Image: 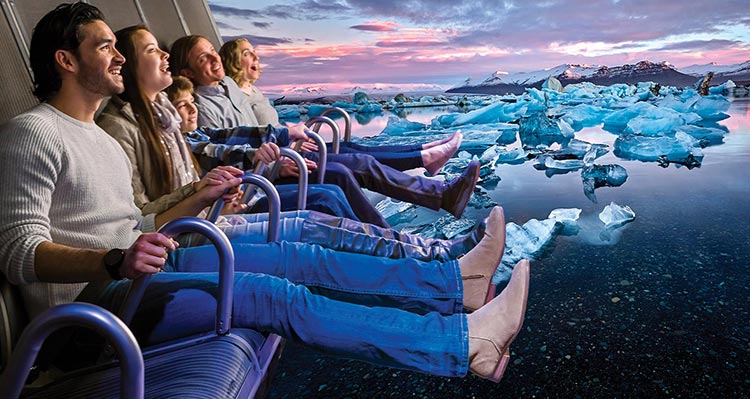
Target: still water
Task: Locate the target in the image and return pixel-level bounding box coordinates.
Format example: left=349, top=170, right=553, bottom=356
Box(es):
left=270, top=98, right=750, bottom=398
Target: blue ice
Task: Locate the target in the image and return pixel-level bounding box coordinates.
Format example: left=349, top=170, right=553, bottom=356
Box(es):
left=614, top=131, right=703, bottom=163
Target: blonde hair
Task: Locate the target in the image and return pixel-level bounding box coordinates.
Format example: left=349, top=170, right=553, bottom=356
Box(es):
left=219, top=38, right=260, bottom=86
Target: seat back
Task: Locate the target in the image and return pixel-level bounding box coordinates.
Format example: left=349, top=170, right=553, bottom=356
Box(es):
left=0, top=273, right=28, bottom=375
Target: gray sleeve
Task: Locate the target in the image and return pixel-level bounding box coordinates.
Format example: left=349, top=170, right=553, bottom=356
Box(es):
left=0, top=116, right=58, bottom=284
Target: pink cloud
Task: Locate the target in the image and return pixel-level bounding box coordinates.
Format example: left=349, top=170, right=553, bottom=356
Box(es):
left=349, top=20, right=399, bottom=32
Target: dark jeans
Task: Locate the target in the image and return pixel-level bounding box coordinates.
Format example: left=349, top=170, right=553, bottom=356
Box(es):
left=303, top=152, right=445, bottom=220
left=248, top=184, right=360, bottom=222
left=332, top=142, right=424, bottom=171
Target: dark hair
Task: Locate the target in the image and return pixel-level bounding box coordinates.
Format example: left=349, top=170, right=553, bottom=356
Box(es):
left=168, top=35, right=206, bottom=79
left=166, top=75, right=195, bottom=102
left=115, top=25, right=174, bottom=196
left=29, top=2, right=105, bottom=101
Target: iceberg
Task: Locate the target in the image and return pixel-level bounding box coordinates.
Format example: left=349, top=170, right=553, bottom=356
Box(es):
left=275, top=104, right=302, bottom=120
left=614, top=131, right=704, bottom=166
left=518, top=111, right=574, bottom=147
left=599, top=202, right=635, bottom=228
left=691, top=95, right=731, bottom=120
left=675, top=125, right=725, bottom=146
left=375, top=198, right=418, bottom=225
left=494, top=218, right=559, bottom=284
left=581, top=164, right=628, bottom=202
left=560, top=104, right=609, bottom=130
left=380, top=116, right=427, bottom=136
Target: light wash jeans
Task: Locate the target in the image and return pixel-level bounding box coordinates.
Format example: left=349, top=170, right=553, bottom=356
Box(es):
left=89, top=241, right=470, bottom=377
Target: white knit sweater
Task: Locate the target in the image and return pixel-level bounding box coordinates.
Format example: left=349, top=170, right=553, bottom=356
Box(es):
left=0, top=103, right=155, bottom=318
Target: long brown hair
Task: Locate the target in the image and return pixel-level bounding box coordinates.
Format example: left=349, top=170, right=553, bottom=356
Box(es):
left=115, top=25, right=175, bottom=196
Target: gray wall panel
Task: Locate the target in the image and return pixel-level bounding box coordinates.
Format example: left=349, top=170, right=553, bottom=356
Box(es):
left=138, top=0, right=187, bottom=48
left=173, top=0, right=221, bottom=48
left=0, top=0, right=221, bottom=123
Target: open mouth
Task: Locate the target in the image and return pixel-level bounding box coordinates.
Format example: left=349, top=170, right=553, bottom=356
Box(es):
left=159, top=64, right=169, bottom=73
left=109, top=67, right=122, bottom=76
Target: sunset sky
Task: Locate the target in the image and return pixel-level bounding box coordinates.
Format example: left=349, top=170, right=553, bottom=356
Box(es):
left=208, top=0, right=750, bottom=92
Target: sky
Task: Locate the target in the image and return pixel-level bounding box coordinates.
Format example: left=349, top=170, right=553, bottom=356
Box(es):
left=208, top=0, right=750, bottom=93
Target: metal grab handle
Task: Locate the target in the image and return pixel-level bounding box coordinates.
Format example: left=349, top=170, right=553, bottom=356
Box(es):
left=118, top=218, right=236, bottom=336
left=292, top=130, right=327, bottom=183
left=266, top=148, right=309, bottom=210
left=208, top=173, right=281, bottom=243
left=278, top=148, right=307, bottom=210
left=305, top=116, right=340, bottom=154
left=0, top=303, right=144, bottom=399
left=319, top=107, right=351, bottom=143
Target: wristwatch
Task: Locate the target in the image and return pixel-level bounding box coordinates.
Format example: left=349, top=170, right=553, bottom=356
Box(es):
left=103, top=249, right=125, bottom=280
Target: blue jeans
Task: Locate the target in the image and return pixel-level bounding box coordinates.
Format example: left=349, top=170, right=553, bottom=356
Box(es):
left=88, top=242, right=469, bottom=377
left=248, top=184, right=360, bottom=222
left=222, top=210, right=463, bottom=262
left=333, top=141, right=424, bottom=171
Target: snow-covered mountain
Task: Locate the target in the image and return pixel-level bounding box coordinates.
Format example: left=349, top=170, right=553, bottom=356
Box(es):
left=677, top=60, right=750, bottom=85
left=678, top=60, right=750, bottom=77
left=448, top=60, right=700, bottom=94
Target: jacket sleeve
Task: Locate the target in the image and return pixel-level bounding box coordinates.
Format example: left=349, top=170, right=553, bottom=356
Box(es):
left=98, top=114, right=195, bottom=216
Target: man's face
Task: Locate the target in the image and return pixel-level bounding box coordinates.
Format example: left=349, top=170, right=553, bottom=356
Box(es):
left=184, top=38, right=224, bottom=86
left=72, top=20, right=125, bottom=97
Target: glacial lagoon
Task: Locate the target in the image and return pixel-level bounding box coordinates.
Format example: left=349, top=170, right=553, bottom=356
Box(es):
left=270, top=92, right=750, bottom=398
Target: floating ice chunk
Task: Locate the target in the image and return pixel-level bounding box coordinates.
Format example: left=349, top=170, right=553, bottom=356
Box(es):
left=518, top=111, right=574, bottom=147
left=380, top=116, right=427, bottom=136
left=375, top=198, right=417, bottom=225
left=330, top=101, right=359, bottom=112
left=581, top=164, right=628, bottom=202
left=357, top=103, right=383, bottom=114
left=447, top=100, right=525, bottom=127
left=495, top=147, right=527, bottom=164
left=493, top=218, right=559, bottom=284
left=352, top=91, right=374, bottom=105
left=614, top=131, right=703, bottom=165
left=655, top=94, right=699, bottom=113
left=275, top=105, right=302, bottom=120
left=560, top=104, right=609, bottom=129
left=436, top=215, right=476, bottom=239
left=691, top=95, right=731, bottom=120
left=542, top=76, right=563, bottom=92
left=674, top=125, right=725, bottom=146
left=708, top=80, right=736, bottom=95
left=548, top=208, right=582, bottom=223
left=599, top=202, right=635, bottom=228
left=534, top=155, right=584, bottom=171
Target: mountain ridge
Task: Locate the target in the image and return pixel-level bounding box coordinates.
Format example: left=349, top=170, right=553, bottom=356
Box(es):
left=447, top=60, right=750, bottom=95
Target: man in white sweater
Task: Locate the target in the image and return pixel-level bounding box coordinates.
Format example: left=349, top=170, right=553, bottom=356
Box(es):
left=0, top=2, right=239, bottom=319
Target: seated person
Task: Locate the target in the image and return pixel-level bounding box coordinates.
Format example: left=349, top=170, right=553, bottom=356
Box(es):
left=169, top=35, right=481, bottom=224
left=98, top=25, right=485, bottom=262
left=219, top=37, right=460, bottom=175
left=168, top=75, right=487, bottom=261
left=2, top=4, right=530, bottom=383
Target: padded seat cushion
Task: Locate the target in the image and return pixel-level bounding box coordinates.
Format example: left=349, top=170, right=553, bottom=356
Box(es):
left=23, top=329, right=267, bottom=399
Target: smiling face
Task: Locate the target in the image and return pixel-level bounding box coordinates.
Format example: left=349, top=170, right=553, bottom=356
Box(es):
left=72, top=20, right=125, bottom=97
left=238, top=40, right=261, bottom=84
left=183, top=37, right=224, bottom=86
left=133, top=29, right=172, bottom=101
left=171, top=89, right=198, bottom=132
